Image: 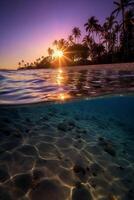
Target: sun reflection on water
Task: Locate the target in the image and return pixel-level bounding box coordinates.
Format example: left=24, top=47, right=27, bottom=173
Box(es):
left=56, top=68, right=63, bottom=86
left=56, top=68, right=71, bottom=101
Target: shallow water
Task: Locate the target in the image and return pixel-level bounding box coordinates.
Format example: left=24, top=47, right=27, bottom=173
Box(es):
left=0, top=67, right=134, bottom=200
left=0, top=68, right=134, bottom=104
left=0, top=95, right=134, bottom=200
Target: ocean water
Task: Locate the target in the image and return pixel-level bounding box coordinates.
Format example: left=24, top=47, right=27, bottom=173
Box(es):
left=0, top=68, right=134, bottom=104
left=0, top=67, right=134, bottom=200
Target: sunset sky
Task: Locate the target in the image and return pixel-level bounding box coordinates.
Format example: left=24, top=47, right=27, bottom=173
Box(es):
left=0, top=0, right=114, bottom=69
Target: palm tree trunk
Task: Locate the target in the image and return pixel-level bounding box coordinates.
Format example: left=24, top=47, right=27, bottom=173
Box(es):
left=121, top=0, right=125, bottom=54
left=121, top=0, right=125, bottom=36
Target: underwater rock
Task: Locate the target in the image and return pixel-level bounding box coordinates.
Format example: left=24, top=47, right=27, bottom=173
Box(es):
left=13, top=173, right=32, bottom=193
left=73, top=163, right=89, bottom=182
left=89, top=163, right=103, bottom=176
left=72, top=183, right=93, bottom=200
left=57, top=122, right=69, bottom=131
left=98, top=137, right=116, bottom=157
left=57, top=119, right=75, bottom=131
left=73, top=164, right=86, bottom=176
left=29, top=179, right=68, bottom=200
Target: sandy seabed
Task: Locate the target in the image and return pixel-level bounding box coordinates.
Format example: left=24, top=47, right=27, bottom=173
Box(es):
left=0, top=95, right=134, bottom=200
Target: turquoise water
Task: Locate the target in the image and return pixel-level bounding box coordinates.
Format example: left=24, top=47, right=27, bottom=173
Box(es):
left=0, top=68, right=134, bottom=200
left=0, top=95, right=134, bottom=200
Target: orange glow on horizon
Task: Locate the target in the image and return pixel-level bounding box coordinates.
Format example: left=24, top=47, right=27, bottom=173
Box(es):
left=53, top=50, right=64, bottom=58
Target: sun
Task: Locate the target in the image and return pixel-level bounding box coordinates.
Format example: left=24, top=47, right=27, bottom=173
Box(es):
left=53, top=50, right=63, bottom=58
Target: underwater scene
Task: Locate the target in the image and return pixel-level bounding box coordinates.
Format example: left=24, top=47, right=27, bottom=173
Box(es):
left=0, top=68, right=134, bottom=200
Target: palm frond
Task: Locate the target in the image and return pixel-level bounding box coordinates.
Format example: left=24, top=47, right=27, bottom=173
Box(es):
left=112, top=8, right=120, bottom=17
left=113, top=1, right=120, bottom=6
left=84, top=23, right=88, bottom=27
left=128, top=2, right=134, bottom=6
left=86, top=27, right=89, bottom=32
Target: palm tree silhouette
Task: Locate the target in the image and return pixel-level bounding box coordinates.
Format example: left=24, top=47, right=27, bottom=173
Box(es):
left=18, top=62, right=21, bottom=69
left=21, top=60, right=24, bottom=68
left=48, top=48, right=54, bottom=57
left=112, top=0, right=134, bottom=40
left=68, top=35, right=74, bottom=45
left=105, top=15, right=117, bottom=32
left=72, top=27, right=81, bottom=43
left=124, top=9, right=134, bottom=54
left=105, top=15, right=118, bottom=52
left=53, top=40, right=58, bottom=49
left=84, top=16, right=99, bottom=40
left=82, top=35, right=94, bottom=47
left=114, top=23, right=121, bottom=49
left=58, top=39, right=68, bottom=50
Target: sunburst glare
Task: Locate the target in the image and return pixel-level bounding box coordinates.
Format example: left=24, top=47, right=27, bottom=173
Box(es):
left=53, top=50, right=64, bottom=58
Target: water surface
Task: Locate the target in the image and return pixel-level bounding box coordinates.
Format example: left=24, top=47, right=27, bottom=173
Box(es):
left=0, top=67, right=134, bottom=200
left=0, top=67, right=134, bottom=104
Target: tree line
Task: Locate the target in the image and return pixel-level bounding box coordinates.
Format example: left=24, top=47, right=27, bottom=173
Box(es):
left=18, top=0, right=134, bottom=70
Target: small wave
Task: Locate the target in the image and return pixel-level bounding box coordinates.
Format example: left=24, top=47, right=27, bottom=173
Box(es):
left=0, top=67, right=134, bottom=105
left=32, top=79, right=45, bottom=83
left=0, top=74, right=6, bottom=80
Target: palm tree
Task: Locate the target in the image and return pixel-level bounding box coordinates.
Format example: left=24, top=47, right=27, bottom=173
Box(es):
left=124, top=9, right=134, bottom=54
left=18, top=62, right=21, bottom=69
left=112, top=0, right=134, bottom=39
left=53, top=40, right=58, bottom=49
left=84, top=16, right=99, bottom=40
left=58, top=38, right=68, bottom=50
left=95, top=44, right=105, bottom=58
left=105, top=15, right=118, bottom=52
left=21, top=60, right=24, bottom=67
left=101, top=22, right=109, bottom=52
left=105, top=15, right=117, bottom=32
left=82, top=35, right=94, bottom=47
left=47, top=48, right=54, bottom=57
left=72, top=27, right=81, bottom=43
left=68, top=35, right=74, bottom=45
left=114, top=23, right=121, bottom=49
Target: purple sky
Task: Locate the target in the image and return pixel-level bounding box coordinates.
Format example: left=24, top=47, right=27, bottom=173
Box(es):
left=0, top=0, right=114, bottom=69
